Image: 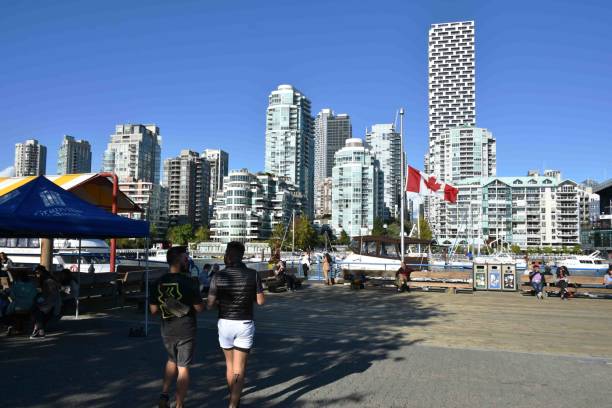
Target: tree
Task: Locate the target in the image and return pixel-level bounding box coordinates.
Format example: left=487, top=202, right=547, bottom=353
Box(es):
left=542, top=246, right=553, bottom=255
left=371, top=217, right=386, bottom=237
left=337, top=230, right=351, bottom=245
left=418, top=216, right=433, bottom=240
left=510, top=244, right=522, bottom=255
left=166, top=224, right=194, bottom=246
left=193, top=225, right=210, bottom=243
left=294, top=217, right=318, bottom=251
left=268, top=223, right=290, bottom=251
left=571, top=244, right=582, bottom=254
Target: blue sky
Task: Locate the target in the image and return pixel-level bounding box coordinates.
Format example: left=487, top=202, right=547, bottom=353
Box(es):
left=1, top=0, right=611, bottom=182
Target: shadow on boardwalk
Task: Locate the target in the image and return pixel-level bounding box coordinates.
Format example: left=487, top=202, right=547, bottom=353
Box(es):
left=0, top=284, right=446, bottom=407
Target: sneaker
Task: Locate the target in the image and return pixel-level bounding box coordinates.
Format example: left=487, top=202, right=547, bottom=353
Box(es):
left=30, top=330, right=45, bottom=339
left=6, top=326, right=13, bottom=336
left=158, top=393, right=169, bottom=408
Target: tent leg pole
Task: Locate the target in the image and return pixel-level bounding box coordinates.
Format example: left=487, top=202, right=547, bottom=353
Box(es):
left=145, top=237, right=149, bottom=337
left=76, top=239, right=81, bottom=320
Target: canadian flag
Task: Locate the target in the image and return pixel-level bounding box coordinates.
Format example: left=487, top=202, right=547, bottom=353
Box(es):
left=405, top=166, right=458, bottom=203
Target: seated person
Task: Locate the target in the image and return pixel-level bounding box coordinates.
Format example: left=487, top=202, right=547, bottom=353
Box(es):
left=31, top=265, right=62, bottom=339
left=604, top=265, right=612, bottom=289
left=274, top=261, right=296, bottom=292
left=396, top=262, right=412, bottom=292
left=3, top=270, right=38, bottom=336
left=58, top=268, right=79, bottom=312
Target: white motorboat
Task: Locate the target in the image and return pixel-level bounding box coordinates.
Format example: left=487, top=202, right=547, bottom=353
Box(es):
left=557, top=252, right=609, bottom=275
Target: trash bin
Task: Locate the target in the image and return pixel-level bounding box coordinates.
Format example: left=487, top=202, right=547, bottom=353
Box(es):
left=473, top=263, right=487, bottom=290
left=487, top=264, right=502, bottom=290
left=502, top=264, right=517, bottom=291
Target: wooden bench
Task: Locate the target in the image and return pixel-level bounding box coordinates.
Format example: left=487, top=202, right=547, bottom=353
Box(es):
left=76, top=272, right=118, bottom=298
left=408, top=271, right=474, bottom=294
left=259, top=270, right=303, bottom=293
left=520, top=274, right=612, bottom=298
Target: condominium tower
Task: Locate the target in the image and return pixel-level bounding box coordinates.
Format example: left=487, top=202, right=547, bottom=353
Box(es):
left=57, top=135, right=92, bottom=174
left=102, top=124, right=161, bottom=183
left=314, top=109, right=351, bottom=216
left=14, top=139, right=47, bottom=177
left=432, top=126, right=496, bottom=182
left=365, top=124, right=402, bottom=220
left=163, top=150, right=210, bottom=227
left=331, top=138, right=384, bottom=237
left=426, top=21, right=476, bottom=175
left=264, top=84, right=315, bottom=217
left=211, top=169, right=303, bottom=243
left=203, top=149, right=229, bottom=216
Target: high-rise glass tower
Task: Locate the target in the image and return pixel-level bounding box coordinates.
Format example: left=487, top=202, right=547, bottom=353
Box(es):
left=57, top=135, right=92, bottom=174
left=314, top=109, right=351, bottom=216
left=426, top=21, right=475, bottom=175
left=365, top=123, right=401, bottom=220
left=14, top=139, right=46, bottom=177
left=264, top=84, right=314, bottom=217
left=102, top=124, right=161, bottom=183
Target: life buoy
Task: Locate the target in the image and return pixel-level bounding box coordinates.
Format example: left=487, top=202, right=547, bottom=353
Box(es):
left=70, top=264, right=79, bottom=273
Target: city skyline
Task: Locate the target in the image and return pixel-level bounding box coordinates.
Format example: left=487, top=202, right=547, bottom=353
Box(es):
left=1, top=1, right=611, bottom=183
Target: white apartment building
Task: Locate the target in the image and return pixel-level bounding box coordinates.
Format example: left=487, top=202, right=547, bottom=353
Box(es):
left=210, top=169, right=303, bottom=243
left=315, top=177, right=333, bottom=218
left=264, top=84, right=314, bottom=217
left=57, top=135, right=92, bottom=174
left=365, top=123, right=402, bottom=220
left=102, top=124, right=161, bottom=184
left=118, top=180, right=168, bottom=239
left=432, top=126, right=495, bottom=182
left=163, top=150, right=210, bottom=227
left=436, top=172, right=582, bottom=249
left=203, top=149, right=229, bottom=220
left=426, top=21, right=476, bottom=175
left=14, top=139, right=47, bottom=177
left=314, top=109, right=351, bottom=215
left=331, top=139, right=384, bottom=237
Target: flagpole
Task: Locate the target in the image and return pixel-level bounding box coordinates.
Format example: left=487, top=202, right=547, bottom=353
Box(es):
left=399, top=108, right=405, bottom=260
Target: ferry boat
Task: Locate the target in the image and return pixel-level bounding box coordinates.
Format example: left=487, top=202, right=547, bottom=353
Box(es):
left=556, top=252, right=609, bottom=275
left=341, top=236, right=431, bottom=276
left=0, top=238, right=166, bottom=273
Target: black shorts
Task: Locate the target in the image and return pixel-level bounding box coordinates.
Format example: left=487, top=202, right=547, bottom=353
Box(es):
left=162, top=336, right=196, bottom=367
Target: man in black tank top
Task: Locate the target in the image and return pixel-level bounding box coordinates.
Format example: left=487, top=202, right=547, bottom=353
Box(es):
left=207, top=241, right=265, bottom=408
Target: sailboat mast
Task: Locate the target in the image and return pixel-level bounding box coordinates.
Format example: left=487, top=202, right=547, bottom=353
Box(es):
left=399, top=108, right=405, bottom=259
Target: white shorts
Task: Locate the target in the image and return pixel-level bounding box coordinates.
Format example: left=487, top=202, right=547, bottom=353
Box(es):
left=218, top=319, right=255, bottom=351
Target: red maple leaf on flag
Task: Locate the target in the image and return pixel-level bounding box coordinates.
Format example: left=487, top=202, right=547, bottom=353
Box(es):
left=424, top=176, right=441, bottom=192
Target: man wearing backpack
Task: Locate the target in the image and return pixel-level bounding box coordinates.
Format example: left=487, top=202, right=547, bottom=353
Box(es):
left=150, top=246, right=204, bottom=408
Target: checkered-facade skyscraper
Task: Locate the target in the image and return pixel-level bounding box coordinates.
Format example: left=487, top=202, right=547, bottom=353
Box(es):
left=426, top=21, right=476, bottom=175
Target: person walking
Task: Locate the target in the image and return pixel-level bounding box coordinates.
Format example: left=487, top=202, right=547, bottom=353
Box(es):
left=301, top=251, right=310, bottom=280
left=322, top=253, right=332, bottom=285
left=150, top=246, right=204, bottom=408
left=556, top=265, right=571, bottom=300
left=207, top=241, right=265, bottom=408
left=529, top=263, right=546, bottom=300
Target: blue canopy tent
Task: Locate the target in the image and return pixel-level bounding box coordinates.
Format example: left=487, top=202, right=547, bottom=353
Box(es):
left=0, top=176, right=152, bottom=333
left=0, top=175, right=149, bottom=238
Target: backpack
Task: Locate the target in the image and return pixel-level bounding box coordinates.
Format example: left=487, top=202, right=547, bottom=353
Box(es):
left=7, top=281, right=38, bottom=314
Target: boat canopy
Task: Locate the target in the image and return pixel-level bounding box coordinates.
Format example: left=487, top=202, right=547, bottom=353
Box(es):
left=349, top=235, right=433, bottom=258
left=0, top=176, right=149, bottom=239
